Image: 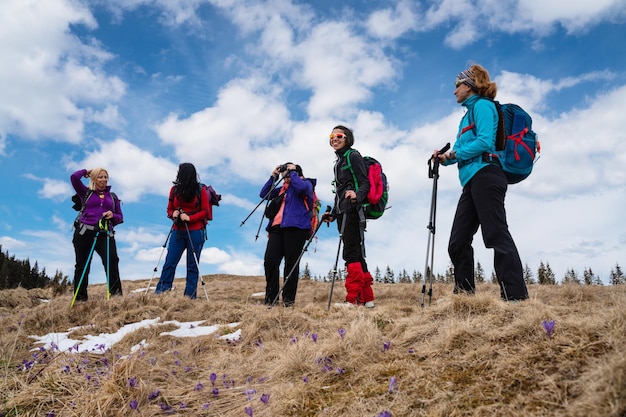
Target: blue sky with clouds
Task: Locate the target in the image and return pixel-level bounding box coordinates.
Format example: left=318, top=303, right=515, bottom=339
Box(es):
left=1, top=0, right=625, bottom=286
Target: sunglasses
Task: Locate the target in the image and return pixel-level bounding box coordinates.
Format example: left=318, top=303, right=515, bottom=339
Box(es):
left=329, top=133, right=347, bottom=140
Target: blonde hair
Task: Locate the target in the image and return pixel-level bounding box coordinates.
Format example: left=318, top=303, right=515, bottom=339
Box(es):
left=470, top=64, right=497, bottom=99
left=88, top=168, right=109, bottom=190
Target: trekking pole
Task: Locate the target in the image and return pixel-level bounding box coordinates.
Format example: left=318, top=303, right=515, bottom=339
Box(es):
left=183, top=221, right=210, bottom=302
left=271, top=205, right=332, bottom=307
left=254, top=202, right=268, bottom=242
left=103, top=219, right=111, bottom=300
left=145, top=223, right=175, bottom=295
left=327, top=212, right=347, bottom=311
left=70, top=230, right=100, bottom=308
left=421, top=143, right=450, bottom=308
left=240, top=176, right=284, bottom=227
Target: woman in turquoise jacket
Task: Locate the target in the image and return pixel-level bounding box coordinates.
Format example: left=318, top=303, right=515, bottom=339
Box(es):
left=434, top=65, right=528, bottom=302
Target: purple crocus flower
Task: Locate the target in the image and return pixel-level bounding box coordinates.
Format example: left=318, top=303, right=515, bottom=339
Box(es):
left=311, top=333, right=318, bottom=343
left=388, top=376, right=397, bottom=393
left=210, top=373, right=217, bottom=386
left=338, top=328, right=346, bottom=340
left=378, top=411, right=392, bottom=417
left=245, top=406, right=253, bottom=417
left=244, top=389, right=257, bottom=400
left=195, top=382, right=204, bottom=391
left=383, top=341, right=391, bottom=352
left=129, top=399, right=138, bottom=410
left=260, top=393, right=270, bottom=404
left=147, top=390, right=160, bottom=401
left=542, top=320, right=556, bottom=339
left=212, top=388, right=219, bottom=397
left=46, top=412, right=55, bottom=417
left=127, top=377, right=137, bottom=388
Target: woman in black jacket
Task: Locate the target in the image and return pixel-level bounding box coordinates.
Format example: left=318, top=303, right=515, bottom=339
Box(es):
left=325, top=125, right=375, bottom=308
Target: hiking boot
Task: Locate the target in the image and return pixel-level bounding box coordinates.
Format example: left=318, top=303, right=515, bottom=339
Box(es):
left=334, top=301, right=356, bottom=308
left=363, top=301, right=375, bottom=308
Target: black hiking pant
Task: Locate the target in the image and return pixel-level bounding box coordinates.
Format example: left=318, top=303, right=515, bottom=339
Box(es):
left=448, top=165, right=528, bottom=301
left=73, top=227, right=122, bottom=301
left=264, top=226, right=309, bottom=306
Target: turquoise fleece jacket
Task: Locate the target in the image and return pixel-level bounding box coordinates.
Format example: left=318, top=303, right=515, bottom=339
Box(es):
left=444, top=94, right=498, bottom=187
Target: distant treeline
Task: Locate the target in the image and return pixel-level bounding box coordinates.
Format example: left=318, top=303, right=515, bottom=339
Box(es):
left=0, top=245, right=69, bottom=293
left=304, top=261, right=626, bottom=286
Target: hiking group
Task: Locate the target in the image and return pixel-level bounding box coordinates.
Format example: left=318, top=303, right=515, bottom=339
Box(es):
left=70, top=63, right=537, bottom=307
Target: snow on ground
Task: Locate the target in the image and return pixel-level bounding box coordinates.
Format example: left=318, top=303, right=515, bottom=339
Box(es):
left=30, top=318, right=242, bottom=354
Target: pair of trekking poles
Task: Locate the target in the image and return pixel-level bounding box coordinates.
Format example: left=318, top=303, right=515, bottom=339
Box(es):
left=240, top=174, right=341, bottom=309
left=144, top=217, right=210, bottom=301
left=422, top=143, right=450, bottom=307
left=70, top=218, right=113, bottom=308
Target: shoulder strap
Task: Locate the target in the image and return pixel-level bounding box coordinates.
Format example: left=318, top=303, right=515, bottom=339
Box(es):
left=79, top=190, right=93, bottom=214
left=342, top=149, right=359, bottom=191
left=467, top=97, right=505, bottom=150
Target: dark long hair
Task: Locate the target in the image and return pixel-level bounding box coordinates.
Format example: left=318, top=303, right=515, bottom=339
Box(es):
left=174, top=163, right=199, bottom=202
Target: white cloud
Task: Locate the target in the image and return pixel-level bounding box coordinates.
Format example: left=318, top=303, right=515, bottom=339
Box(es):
left=0, top=0, right=126, bottom=148
left=67, top=138, right=179, bottom=203
left=420, top=0, right=626, bottom=48
left=155, top=77, right=292, bottom=173
left=366, top=0, right=419, bottom=40
left=0, top=236, right=27, bottom=250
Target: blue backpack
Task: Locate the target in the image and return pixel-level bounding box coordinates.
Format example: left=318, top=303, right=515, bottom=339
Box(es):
left=471, top=99, right=540, bottom=184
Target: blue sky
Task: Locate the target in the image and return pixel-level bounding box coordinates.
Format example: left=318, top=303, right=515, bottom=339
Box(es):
left=1, top=0, right=625, bottom=286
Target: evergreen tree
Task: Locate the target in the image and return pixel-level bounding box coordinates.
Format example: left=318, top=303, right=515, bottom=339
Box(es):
left=523, top=263, right=535, bottom=284
left=444, top=262, right=454, bottom=284
left=374, top=267, right=382, bottom=283
left=384, top=266, right=395, bottom=284
left=475, top=261, right=485, bottom=283
left=491, top=271, right=498, bottom=284
left=302, top=263, right=311, bottom=280
left=610, top=264, right=625, bottom=285
left=545, top=262, right=556, bottom=285
left=562, top=268, right=580, bottom=284
left=412, top=270, right=422, bottom=284
left=537, top=261, right=547, bottom=285
left=398, top=269, right=411, bottom=283
left=582, top=267, right=597, bottom=286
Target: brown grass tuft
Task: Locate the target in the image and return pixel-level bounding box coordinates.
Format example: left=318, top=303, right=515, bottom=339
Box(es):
left=1, top=277, right=624, bottom=416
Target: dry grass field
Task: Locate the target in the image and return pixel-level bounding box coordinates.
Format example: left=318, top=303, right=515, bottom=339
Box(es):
left=1, top=275, right=624, bottom=417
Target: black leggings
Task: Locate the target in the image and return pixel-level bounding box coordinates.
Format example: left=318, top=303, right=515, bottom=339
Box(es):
left=448, top=165, right=528, bottom=301
left=263, top=226, right=310, bottom=305
left=73, top=228, right=122, bottom=300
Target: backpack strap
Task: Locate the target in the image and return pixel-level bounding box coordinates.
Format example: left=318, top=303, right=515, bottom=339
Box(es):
left=74, top=190, right=93, bottom=226
left=342, top=149, right=359, bottom=191
left=467, top=97, right=506, bottom=150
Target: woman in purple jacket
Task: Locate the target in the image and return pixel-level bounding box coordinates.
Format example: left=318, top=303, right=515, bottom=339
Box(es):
left=71, top=168, right=123, bottom=302
left=260, top=162, right=315, bottom=307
